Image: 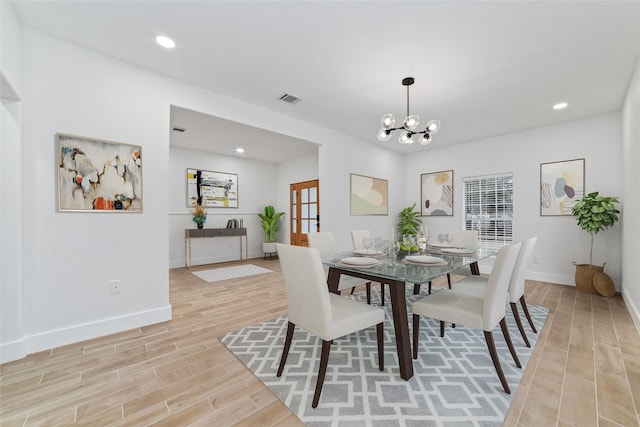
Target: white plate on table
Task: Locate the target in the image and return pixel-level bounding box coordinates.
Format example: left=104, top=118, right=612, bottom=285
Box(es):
left=353, top=249, right=384, bottom=256
left=441, top=248, right=475, bottom=255
left=403, top=255, right=448, bottom=266
left=339, top=257, right=379, bottom=267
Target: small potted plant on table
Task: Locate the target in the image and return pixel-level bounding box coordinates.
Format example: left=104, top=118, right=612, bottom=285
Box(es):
left=192, top=203, right=207, bottom=229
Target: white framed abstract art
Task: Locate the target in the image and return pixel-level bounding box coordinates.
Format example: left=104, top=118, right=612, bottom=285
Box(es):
left=57, top=133, right=142, bottom=212
left=421, top=170, right=453, bottom=216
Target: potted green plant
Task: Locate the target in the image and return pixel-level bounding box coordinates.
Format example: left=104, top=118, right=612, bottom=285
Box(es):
left=258, top=205, right=285, bottom=256
left=571, top=191, right=620, bottom=293
left=397, top=203, right=423, bottom=252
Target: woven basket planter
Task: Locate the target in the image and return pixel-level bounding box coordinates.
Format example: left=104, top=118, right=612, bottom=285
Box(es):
left=573, top=262, right=605, bottom=294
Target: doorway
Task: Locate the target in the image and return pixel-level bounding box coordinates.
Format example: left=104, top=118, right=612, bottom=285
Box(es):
left=289, top=179, right=319, bottom=247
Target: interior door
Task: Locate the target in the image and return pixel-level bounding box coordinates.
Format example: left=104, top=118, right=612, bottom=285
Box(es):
left=290, top=179, right=319, bottom=247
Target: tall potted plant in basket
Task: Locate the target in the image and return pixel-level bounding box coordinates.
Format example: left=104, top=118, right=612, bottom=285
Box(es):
left=571, top=191, right=620, bottom=293
left=258, top=205, right=284, bottom=257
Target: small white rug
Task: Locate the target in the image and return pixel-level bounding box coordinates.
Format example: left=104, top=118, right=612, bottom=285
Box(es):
left=192, top=264, right=273, bottom=283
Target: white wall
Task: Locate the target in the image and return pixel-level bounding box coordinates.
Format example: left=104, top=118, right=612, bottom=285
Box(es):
left=405, top=113, right=623, bottom=288
left=4, top=28, right=403, bottom=362
left=169, top=146, right=281, bottom=267
left=622, top=55, right=640, bottom=326
left=0, top=1, right=25, bottom=362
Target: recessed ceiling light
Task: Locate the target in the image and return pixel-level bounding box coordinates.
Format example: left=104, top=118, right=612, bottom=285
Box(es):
left=236, top=148, right=245, bottom=154
left=156, top=36, right=176, bottom=49
left=553, top=102, right=568, bottom=110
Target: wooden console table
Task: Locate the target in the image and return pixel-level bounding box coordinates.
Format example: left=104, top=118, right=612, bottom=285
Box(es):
left=185, top=228, right=248, bottom=270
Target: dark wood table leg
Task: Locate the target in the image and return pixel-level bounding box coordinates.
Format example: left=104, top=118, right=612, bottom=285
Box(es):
left=470, top=261, right=480, bottom=276
left=387, top=279, right=414, bottom=380
left=327, top=268, right=341, bottom=294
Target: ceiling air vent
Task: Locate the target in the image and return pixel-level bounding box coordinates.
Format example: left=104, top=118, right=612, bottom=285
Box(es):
left=172, top=126, right=186, bottom=132
left=278, top=93, right=302, bottom=105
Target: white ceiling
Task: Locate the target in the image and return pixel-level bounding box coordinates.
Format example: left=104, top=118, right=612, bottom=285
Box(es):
left=12, top=1, right=640, bottom=162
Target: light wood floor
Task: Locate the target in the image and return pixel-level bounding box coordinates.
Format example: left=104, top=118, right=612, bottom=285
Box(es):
left=1, top=258, right=639, bottom=426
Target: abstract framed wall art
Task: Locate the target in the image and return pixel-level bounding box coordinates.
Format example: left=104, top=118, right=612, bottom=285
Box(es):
left=187, top=168, right=238, bottom=208
left=421, top=170, right=453, bottom=216
left=350, top=173, right=388, bottom=215
left=57, top=133, right=142, bottom=212
left=540, top=158, right=585, bottom=216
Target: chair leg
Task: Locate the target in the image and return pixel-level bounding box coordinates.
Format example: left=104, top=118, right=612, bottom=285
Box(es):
left=484, top=330, right=511, bottom=394
left=510, top=302, right=531, bottom=348
left=440, top=320, right=445, bottom=337
left=350, top=287, right=356, bottom=295
left=376, top=322, right=384, bottom=370
left=366, top=282, right=371, bottom=305
left=520, top=296, right=537, bottom=333
left=413, top=283, right=421, bottom=294
left=428, top=281, right=432, bottom=295
left=412, top=314, right=420, bottom=359
left=500, top=318, right=522, bottom=368
left=277, top=321, right=295, bottom=377
left=380, top=283, right=385, bottom=306
left=312, top=339, right=333, bottom=408
left=446, top=273, right=452, bottom=289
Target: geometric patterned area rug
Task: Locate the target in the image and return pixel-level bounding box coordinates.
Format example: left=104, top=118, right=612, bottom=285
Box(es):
left=192, top=264, right=273, bottom=283
left=220, top=285, right=549, bottom=427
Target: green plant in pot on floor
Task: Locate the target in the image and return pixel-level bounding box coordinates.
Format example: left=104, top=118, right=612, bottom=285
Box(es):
left=397, top=203, right=423, bottom=252
left=571, top=191, right=620, bottom=294
left=258, top=205, right=285, bottom=256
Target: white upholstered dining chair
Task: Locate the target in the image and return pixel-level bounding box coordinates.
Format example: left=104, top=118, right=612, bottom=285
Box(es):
left=445, top=229, right=479, bottom=287
left=275, top=243, right=385, bottom=408
left=411, top=242, right=522, bottom=394
left=308, top=232, right=372, bottom=300
left=453, top=237, right=539, bottom=347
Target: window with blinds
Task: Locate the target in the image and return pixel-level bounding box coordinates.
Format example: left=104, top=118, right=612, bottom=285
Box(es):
left=463, top=173, right=513, bottom=249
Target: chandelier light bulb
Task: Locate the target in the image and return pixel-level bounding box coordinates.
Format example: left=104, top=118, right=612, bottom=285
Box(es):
left=404, top=114, right=420, bottom=131
left=377, top=128, right=392, bottom=142
left=425, top=119, right=441, bottom=134
left=419, top=133, right=431, bottom=145
left=381, top=113, right=395, bottom=129
left=399, top=131, right=414, bottom=144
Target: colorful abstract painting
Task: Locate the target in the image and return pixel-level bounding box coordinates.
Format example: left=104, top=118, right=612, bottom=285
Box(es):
left=350, top=173, right=388, bottom=215
left=57, top=133, right=142, bottom=212
left=187, top=169, right=238, bottom=208
left=540, top=158, right=584, bottom=216
left=421, top=170, right=453, bottom=216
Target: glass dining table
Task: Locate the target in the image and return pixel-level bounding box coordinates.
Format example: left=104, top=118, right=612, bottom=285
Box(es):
left=324, top=245, right=497, bottom=381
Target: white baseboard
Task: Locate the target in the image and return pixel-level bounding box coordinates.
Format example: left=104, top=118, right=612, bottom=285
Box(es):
left=0, top=338, right=28, bottom=364
left=622, top=288, right=640, bottom=334
left=0, top=305, right=172, bottom=363
left=527, top=270, right=575, bottom=286
left=170, top=251, right=264, bottom=269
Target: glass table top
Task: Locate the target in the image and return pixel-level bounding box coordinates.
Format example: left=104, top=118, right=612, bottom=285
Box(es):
left=324, top=246, right=497, bottom=285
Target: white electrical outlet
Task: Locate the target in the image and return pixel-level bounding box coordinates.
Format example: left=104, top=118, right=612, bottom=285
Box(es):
left=110, top=280, right=122, bottom=294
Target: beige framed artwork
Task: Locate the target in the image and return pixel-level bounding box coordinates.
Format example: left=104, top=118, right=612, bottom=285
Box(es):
left=350, top=173, right=388, bottom=215
left=540, top=158, right=585, bottom=216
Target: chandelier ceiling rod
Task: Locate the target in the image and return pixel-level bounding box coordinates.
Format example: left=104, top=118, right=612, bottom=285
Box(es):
left=377, top=77, right=441, bottom=145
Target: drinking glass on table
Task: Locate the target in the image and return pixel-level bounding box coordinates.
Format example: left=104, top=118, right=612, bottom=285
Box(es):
left=446, top=233, right=454, bottom=246
left=386, top=240, right=398, bottom=266
left=362, top=237, right=373, bottom=253
left=437, top=233, right=447, bottom=246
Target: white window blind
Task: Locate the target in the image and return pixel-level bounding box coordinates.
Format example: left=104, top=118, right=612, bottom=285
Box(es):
left=463, top=173, right=513, bottom=250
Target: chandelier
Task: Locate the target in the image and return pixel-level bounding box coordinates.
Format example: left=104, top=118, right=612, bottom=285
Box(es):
left=377, top=77, right=441, bottom=145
